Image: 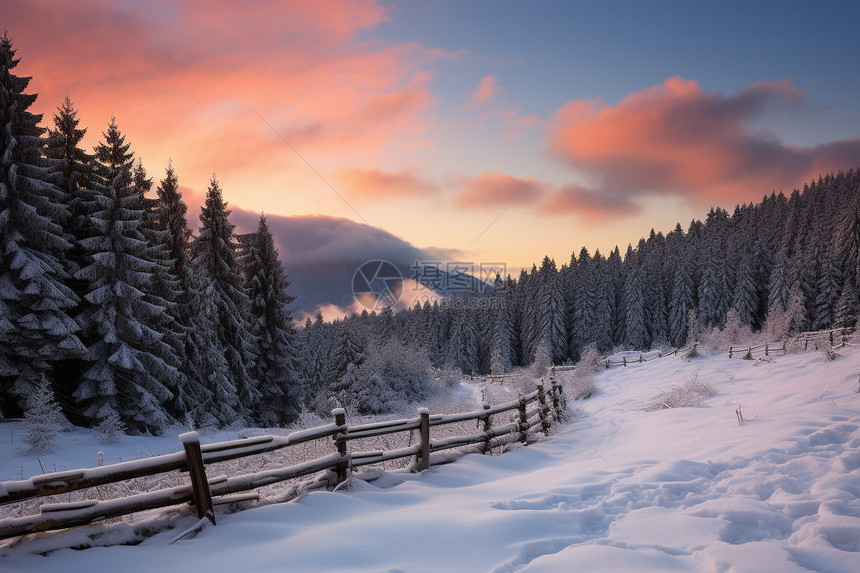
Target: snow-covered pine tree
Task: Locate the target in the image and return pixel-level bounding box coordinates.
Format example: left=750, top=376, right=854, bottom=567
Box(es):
left=836, top=197, right=860, bottom=298
left=449, top=304, right=479, bottom=375
left=784, top=283, right=807, bottom=336
left=325, top=324, right=367, bottom=409
left=73, top=117, right=176, bottom=433
left=731, top=247, right=759, bottom=328
left=45, top=96, right=97, bottom=418
left=21, top=374, right=67, bottom=453
left=607, top=246, right=626, bottom=347
left=767, top=201, right=800, bottom=316
left=133, top=158, right=188, bottom=415
left=518, top=265, right=540, bottom=364
left=489, top=276, right=513, bottom=374
left=426, top=300, right=446, bottom=368
left=95, top=409, right=126, bottom=445
left=192, top=175, right=259, bottom=419
left=45, top=95, right=94, bottom=271
left=535, top=256, right=566, bottom=364
left=697, top=209, right=732, bottom=329
left=835, top=280, right=858, bottom=330
left=623, top=249, right=649, bottom=350
left=568, top=248, right=591, bottom=359
left=668, top=259, right=693, bottom=348
left=245, top=215, right=301, bottom=425
left=0, top=34, right=84, bottom=417
left=148, top=163, right=216, bottom=424
left=378, top=304, right=394, bottom=343
left=132, top=159, right=159, bottom=230
left=182, top=285, right=234, bottom=427
left=591, top=253, right=614, bottom=353
left=812, top=243, right=840, bottom=331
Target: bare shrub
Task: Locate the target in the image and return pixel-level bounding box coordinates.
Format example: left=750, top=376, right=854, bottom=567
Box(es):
left=566, top=345, right=600, bottom=400
left=644, top=375, right=717, bottom=412
left=699, top=309, right=754, bottom=351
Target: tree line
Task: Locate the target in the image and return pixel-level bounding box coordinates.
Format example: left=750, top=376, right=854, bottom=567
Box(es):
left=300, top=169, right=860, bottom=405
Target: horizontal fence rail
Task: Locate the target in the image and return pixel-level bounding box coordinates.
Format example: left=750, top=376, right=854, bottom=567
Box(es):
left=0, top=380, right=566, bottom=542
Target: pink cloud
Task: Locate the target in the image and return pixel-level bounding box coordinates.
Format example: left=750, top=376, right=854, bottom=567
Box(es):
left=6, top=0, right=441, bottom=203
left=546, top=77, right=860, bottom=210
left=454, top=172, right=546, bottom=208
left=463, top=75, right=502, bottom=110
left=333, top=166, right=438, bottom=200
left=539, top=185, right=642, bottom=222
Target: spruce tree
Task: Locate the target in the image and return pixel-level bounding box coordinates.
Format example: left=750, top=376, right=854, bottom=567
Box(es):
left=812, top=244, right=839, bottom=330
left=835, top=281, right=858, bottom=330
left=192, top=175, right=259, bottom=419
left=624, top=253, right=649, bottom=349
left=247, top=214, right=301, bottom=425
left=668, top=260, right=693, bottom=348
left=489, top=277, right=513, bottom=374
left=73, top=118, right=176, bottom=432
left=0, top=34, right=84, bottom=416
left=152, top=163, right=211, bottom=420
left=45, top=95, right=94, bottom=262
left=449, top=305, right=478, bottom=375
left=836, top=198, right=860, bottom=296
left=21, top=375, right=68, bottom=453
left=591, top=254, right=614, bottom=353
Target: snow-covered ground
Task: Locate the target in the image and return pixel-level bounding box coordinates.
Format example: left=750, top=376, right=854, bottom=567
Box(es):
left=3, top=345, right=860, bottom=572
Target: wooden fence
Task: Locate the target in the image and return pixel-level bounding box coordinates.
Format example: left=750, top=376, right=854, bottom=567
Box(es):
left=728, top=327, right=851, bottom=360
left=480, top=345, right=698, bottom=380
left=0, top=380, right=565, bottom=542
left=591, top=344, right=699, bottom=369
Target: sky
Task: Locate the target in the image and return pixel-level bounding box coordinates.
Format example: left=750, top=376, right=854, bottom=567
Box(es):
left=6, top=0, right=860, bottom=277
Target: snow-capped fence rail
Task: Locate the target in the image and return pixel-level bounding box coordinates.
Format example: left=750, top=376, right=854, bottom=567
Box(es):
left=727, top=327, right=851, bottom=360
left=0, top=380, right=565, bottom=542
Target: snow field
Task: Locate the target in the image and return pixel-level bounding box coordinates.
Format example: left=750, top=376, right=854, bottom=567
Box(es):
left=2, top=345, right=860, bottom=572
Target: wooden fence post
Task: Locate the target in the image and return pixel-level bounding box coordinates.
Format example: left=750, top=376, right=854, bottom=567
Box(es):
left=536, top=381, right=551, bottom=436
left=517, top=394, right=529, bottom=444
left=623, top=356, right=627, bottom=367
left=480, top=402, right=493, bottom=454
left=332, top=408, right=350, bottom=485
left=179, top=432, right=215, bottom=524
left=418, top=408, right=430, bottom=471
left=765, top=344, right=769, bottom=356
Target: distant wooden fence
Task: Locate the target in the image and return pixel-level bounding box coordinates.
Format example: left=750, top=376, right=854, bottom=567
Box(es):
left=0, top=380, right=565, bottom=541
left=480, top=345, right=699, bottom=380
left=728, top=327, right=851, bottom=360
left=590, top=344, right=699, bottom=369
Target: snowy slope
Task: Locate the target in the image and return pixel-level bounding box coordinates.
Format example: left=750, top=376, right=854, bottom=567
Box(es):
left=3, top=346, right=860, bottom=572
